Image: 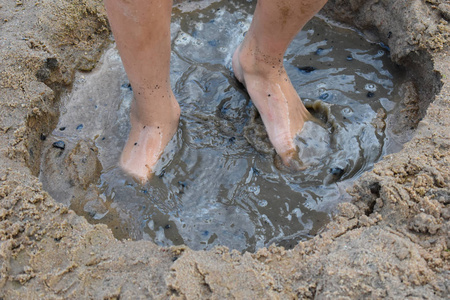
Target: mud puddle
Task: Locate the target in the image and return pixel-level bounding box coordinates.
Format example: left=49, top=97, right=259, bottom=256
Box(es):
left=39, top=0, right=406, bottom=252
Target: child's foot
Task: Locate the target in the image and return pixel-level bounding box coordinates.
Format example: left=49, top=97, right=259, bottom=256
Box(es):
left=120, top=91, right=180, bottom=183
left=232, top=43, right=311, bottom=169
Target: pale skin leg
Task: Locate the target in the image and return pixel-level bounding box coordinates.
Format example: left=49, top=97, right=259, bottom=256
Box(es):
left=104, top=0, right=180, bottom=182
left=105, top=0, right=327, bottom=182
left=233, top=0, right=328, bottom=169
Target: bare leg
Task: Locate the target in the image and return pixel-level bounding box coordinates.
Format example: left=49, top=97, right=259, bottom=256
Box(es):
left=104, top=0, right=180, bottom=182
left=233, top=0, right=327, bottom=168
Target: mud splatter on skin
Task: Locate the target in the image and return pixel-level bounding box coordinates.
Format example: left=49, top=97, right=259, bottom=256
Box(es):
left=279, top=4, right=292, bottom=29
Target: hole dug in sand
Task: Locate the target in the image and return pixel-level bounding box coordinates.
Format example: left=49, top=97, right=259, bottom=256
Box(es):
left=38, top=0, right=433, bottom=253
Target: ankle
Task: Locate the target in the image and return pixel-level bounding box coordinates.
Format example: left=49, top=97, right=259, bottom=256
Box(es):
left=236, top=38, right=285, bottom=78
left=131, top=91, right=180, bottom=129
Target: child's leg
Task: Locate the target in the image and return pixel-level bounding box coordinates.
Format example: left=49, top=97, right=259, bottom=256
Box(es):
left=233, top=0, right=328, bottom=168
left=104, top=0, right=180, bottom=182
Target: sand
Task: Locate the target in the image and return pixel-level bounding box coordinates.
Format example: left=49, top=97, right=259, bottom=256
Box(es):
left=0, top=0, right=448, bottom=298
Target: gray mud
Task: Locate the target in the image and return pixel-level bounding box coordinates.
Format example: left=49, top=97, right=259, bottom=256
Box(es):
left=40, top=0, right=406, bottom=252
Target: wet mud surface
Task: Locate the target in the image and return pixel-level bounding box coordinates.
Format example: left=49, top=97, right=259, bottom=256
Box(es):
left=40, top=1, right=406, bottom=252
left=0, top=0, right=449, bottom=299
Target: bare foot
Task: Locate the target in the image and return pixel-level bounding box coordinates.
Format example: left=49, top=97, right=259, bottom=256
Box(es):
left=232, top=44, right=311, bottom=169
left=120, top=91, right=180, bottom=183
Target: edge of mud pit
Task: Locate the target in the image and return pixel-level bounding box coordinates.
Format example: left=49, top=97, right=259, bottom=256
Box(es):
left=0, top=0, right=448, bottom=298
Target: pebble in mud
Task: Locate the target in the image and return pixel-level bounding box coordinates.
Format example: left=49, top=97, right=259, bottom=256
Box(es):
left=367, top=91, right=375, bottom=98
left=52, top=140, right=65, bottom=150
left=315, top=47, right=324, bottom=55
left=330, top=167, right=345, bottom=176
left=319, top=93, right=330, bottom=100
left=323, top=167, right=346, bottom=185
left=298, top=66, right=316, bottom=73
left=121, top=83, right=132, bottom=91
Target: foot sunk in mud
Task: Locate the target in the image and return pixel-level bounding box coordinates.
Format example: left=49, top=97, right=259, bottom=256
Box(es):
left=119, top=98, right=180, bottom=183
left=232, top=45, right=312, bottom=171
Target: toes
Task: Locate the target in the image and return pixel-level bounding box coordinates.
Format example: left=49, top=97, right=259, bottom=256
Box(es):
left=275, top=149, right=307, bottom=172
left=119, top=161, right=149, bottom=183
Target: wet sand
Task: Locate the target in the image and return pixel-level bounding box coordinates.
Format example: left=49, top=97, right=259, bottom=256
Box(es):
left=0, top=0, right=449, bottom=298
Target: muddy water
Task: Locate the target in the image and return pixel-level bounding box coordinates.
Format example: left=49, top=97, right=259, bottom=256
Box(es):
left=39, top=0, right=405, bottom=252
